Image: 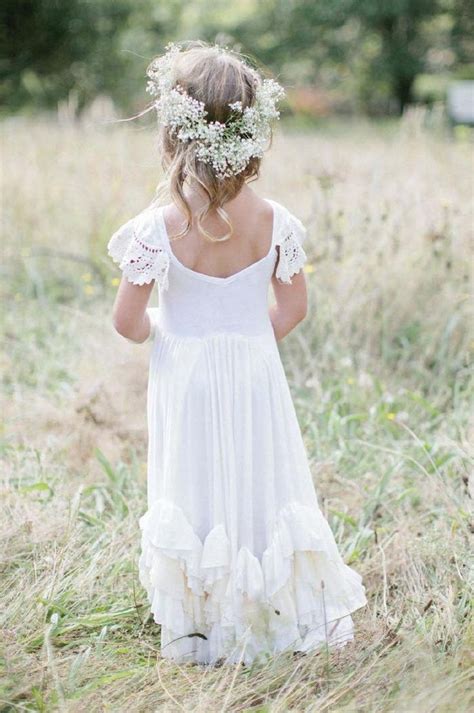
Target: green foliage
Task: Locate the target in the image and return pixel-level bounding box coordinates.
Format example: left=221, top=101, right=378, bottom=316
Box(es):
left=1, top=0, right=473, bottom=116
left=1, top=0, right=132, bottom=111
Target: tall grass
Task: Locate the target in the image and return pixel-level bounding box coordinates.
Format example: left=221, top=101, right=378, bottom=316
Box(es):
left=1, top=114, right=472, bottom=712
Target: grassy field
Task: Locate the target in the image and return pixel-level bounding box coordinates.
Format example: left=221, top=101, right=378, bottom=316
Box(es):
left=1, top=114, right=473, bottom=712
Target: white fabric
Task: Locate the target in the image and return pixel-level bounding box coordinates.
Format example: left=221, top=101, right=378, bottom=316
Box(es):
left=107, top=198, right=368, bottom=666
left=108, top=208, right=170, bottom=287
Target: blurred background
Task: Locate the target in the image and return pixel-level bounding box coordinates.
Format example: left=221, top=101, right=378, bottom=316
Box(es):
left=1, top=2, right=473, bottom=711
left=1, top=0, right=474, bottom=124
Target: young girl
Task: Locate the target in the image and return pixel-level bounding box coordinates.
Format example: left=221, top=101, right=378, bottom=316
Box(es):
left=108, top=41, right=367, bottom=666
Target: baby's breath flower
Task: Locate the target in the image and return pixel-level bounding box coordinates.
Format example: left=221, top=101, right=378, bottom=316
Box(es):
left=146, top=42, right=285, bottom=179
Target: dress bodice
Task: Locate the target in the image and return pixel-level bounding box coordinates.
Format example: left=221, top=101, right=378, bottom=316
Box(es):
left=107, top=198, right=308, bottom=339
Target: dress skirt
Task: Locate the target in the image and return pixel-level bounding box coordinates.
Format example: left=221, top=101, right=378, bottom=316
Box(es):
left=138, top=328, right=368, bottom=666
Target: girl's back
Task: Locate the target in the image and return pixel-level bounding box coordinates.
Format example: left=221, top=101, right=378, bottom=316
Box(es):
left=163, top=187, right=274, bottom=280
left=109, top=192, right=307, bottom=339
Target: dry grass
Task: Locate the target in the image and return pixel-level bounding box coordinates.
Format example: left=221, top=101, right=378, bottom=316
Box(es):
left=1, top=113, right=473, bottom=712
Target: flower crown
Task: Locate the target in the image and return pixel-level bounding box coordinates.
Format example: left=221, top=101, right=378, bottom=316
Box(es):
left=146, top=43, right=285, bottom=179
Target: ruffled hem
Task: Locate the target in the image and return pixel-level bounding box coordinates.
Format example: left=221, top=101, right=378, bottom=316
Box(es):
left=138, top=498, right=368, bottom=665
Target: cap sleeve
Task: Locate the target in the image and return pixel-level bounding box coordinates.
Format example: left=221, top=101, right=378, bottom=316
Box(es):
left=107, top=207, right=170, bottom=289
left=274, top=206, right=308, bottom=285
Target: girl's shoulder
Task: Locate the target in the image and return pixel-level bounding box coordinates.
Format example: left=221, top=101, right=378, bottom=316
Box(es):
left=264, top=198, right=307, bottom=245
left=107, top=202, right=170, bottom=288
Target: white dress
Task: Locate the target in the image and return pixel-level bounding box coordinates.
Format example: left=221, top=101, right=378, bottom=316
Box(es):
left=107, top=198, right=368, bottom=666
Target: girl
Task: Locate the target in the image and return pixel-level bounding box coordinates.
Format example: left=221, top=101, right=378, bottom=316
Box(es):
left=108, top=41, right=367, bottom=667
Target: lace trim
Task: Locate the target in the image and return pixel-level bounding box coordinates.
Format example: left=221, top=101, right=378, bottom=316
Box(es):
left=275, top=212, right=308, bottom=284
left=107, top=219, right=170, bottom=289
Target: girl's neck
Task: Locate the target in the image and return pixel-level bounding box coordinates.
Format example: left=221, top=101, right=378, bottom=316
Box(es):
left=182, top=181, right=253, bottom=213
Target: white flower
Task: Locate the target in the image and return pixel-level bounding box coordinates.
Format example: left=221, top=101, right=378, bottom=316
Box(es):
left=339, top=357, right=353, bottom=368
left=395, top=411, right=409, bottom=423
left=358, top=372, right=373, bottom=389
left=146, top=43, right=285, bottom=179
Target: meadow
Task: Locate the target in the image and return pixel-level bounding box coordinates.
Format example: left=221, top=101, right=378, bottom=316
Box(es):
left=1, top=112, right=472, bottom=712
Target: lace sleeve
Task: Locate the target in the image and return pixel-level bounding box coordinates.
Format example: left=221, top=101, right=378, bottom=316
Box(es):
left=107, top=208, right=170, bottom=289
left=275, top=209, right=308, bottom=284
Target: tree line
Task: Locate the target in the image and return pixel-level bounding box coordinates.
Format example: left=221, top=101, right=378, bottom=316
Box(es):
left=1, top=0, right=473, bottom=117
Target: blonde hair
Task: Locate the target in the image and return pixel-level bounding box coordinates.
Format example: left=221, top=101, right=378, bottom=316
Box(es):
left=148, top=41, right=273, bottom=243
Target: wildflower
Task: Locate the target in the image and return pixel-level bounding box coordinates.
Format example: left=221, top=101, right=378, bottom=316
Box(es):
left=358, top=372, right=373, bottom=389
